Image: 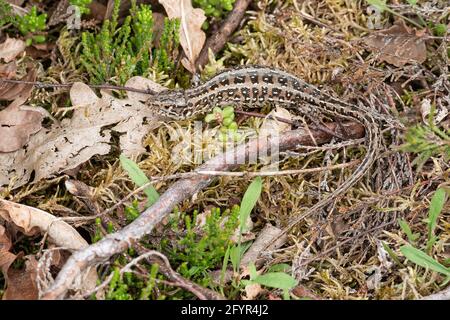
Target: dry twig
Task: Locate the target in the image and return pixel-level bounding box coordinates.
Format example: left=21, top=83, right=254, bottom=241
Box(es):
left=195, top=0, right=252, bottom=70
left=40, top=121, right=364, bottom=299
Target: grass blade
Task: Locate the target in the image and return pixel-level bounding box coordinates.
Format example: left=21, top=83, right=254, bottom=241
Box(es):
left=426, top=188, right=447, bottom=252
left=119, top=154, right=159, bottom=206
left=401, top=245, right=450, bottom=277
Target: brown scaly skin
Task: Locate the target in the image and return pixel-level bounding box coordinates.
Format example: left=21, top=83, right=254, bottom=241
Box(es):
left=147, top=65, right=380, bottom=235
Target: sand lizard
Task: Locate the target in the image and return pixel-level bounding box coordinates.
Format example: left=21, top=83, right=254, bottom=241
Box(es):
left=148, top=65, right=381, bottom=236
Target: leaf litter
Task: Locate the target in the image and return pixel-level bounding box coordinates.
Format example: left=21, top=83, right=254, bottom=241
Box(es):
left=0, top=76, right=161, bottom=190
left=0, top=0, right=448, bottom=301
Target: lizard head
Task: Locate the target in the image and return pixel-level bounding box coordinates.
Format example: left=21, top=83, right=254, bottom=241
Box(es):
left=147, top=89, right=189, bottom=120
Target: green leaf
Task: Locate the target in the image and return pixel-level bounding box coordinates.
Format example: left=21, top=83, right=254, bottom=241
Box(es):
left=398, top=219, right=419, bottom=243
left=426, top=188, right=446, bottom=251
left=401, top=245, right=450, bottom=277
left=229, top=245, right=241, bottom=273
left=268, top=263, right=291, bottom=273
left=382, top=242, right=403, bottom=267
left=253, top=272, right=298, bottom=290
left=406, top=0, right=417, bottom=5
left=221, top=245, right=231, bottom=284
left=366, top=0, right=388, bottom=12
left=119, top=154, right=159, bottom=206
left=248, top=262, right=258, bottom=280
left=239, top=177, right=262, bottom=233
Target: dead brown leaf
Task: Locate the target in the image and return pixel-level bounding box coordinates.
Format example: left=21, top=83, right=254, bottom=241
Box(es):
left=88, top=1, right=108, bottom=21
left=0, top=79, right=160, bottom=189
left=0, top=38, right=26, bottom=63
left=0, top=62, right=17, bottom=78
left=0, top=98, right=44, bottom=153
left=0, top=225, right=39, bottom=300
left=364, top=20, right=427, bottom=67
left=291, top=285, right=321, bottom=300
left=159, top=0, right=206, bottom=73
left=25, top=43, right=55, bottom=60
left=0, top=199, right=98, bottom=297
left=243, top=283, right=263, bottom=300
left=0, top=199, right=90, bottom=248
left=3, top=256, right=39, bottom=300
left=0, top=68, right=37, bottom=101
left=0, top=225, right=15, bottom=280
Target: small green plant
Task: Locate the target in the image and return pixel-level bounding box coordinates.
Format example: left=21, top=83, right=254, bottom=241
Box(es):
left=139, top=264, right=159, bottom=300
left=221, top=177, right=298, bottom=299
left=119, top=154, right=159, bottom=207
left=243, top=263, right=298, bottom=300
left=401, top=123, right=450, bottom=170
left=16, top=6, right=47, bottom=45
left=165, top=206, right=240, bottom=287
left=92, top=217, right=103, bottom=243
left=398, top=188, right=450, bottom=285
left=154, top=17, right=181, bottom=74
left=124, top=199, right=141, bottom=223
left=105, top=264, right=161, bottom=300
left=0, top=0, right=16, bottom=27
left=398, top=218, right=420, bottom=244
left=106, top=268, right=133, bottom=300
left=193, top=0, right=235, bottom=19
left=431, top=23, right=448, bottom=37
left=366, top=0, right=424, bottom=28
left=223, top=177, right=262, bottom=279
left=80, top=0, right=180, bottom=85
left=205, top=106, right=241, bottom=142
left=69, top=0, right=92, bottom=15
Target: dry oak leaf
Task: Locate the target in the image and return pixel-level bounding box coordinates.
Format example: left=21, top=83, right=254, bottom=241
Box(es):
left=0, top=199, right=98, bottom=298
left=2, top=255, right=40, bottom=300
left=0, top=61, right=17, bottom=78
left=0, top=225, right=16, bottom=286
left=0, top=38, right=26, bottom=63
left=0, top=68, right=37, bottom=101
left=159, top=0, right=206, bottom=73
left=0, top=98, right=44, bottom=153
left=364, top=20, right=427, bottom=67
left=0, top=80, right=160, bottom=189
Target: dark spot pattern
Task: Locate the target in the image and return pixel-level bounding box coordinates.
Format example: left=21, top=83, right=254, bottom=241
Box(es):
left=249, top=73, right=259, bottom=84
left=234, top=75, right=245, bottom=84
left=272, top=88, right=281, bottom=96
left=293, top=80, right=302, bottom=91
left=277, top=76, right=288, bottom=86
left=262, top=74, right=273, bottom=84
left=227, top=88, right=237, bottom=96
left=240, top=87, right=250, bottom=97
left=209, top=82, right=219, bottom=91
left=262, top=87, right=269, bottom=95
